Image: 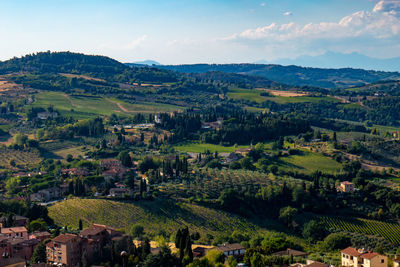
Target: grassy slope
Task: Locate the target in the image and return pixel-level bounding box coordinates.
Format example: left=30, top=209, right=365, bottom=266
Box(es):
left=31, top=92, right=184, bottom=119
left=278, top=150, right=342, bottom=174
left=48, top=198, right=274, bottom=242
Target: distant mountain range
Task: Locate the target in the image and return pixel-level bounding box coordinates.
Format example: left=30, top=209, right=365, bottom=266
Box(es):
left=127, top=60, right=161, bottom=66
left=256, top=51, right=400, bottom=72
left=159, top=63, right=400, bottom=89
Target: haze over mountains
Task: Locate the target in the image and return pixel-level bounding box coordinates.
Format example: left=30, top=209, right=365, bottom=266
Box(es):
left=268, top=51, right=400, bottom=72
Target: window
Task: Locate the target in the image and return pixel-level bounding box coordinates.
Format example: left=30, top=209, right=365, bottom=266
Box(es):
left=381, top=260, right=384, bottom=263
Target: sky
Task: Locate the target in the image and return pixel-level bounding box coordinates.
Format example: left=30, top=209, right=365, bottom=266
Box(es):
left=0, top=0, right=399, bottom=64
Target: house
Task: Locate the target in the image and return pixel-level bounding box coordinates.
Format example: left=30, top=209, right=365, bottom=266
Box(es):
left=109, top=187, right=132, bottom=198
left=102, top=168, right=126, bottom=181
left=30, top=187, right=61, bottom=202
left=0, top=236, right=39, bottom=261
left=61, top=168, right=89, bottom=177
left=1, top=227, right=28, bottom=239
left=341, top=247, right=388, bottom=267
left=224, top=152, right=241, bottom=164
left=235, top=148, right=251, bottom=157
left=100, top=159, right=123, bottom=170
left=37, top=111, right=58, bottom=120
left=154, top=114, right=162, bottom=124
left=0, top=215, right=28, bottom=228
left=46, top=234, right=82, bottom=267
left=46, top=224, right=123, bottom=267
left=273, top=248, right=308, bottom=258
left=202, top=120, right=222, bottom=130
left=393, top=258, right=400, bottom=267
left=29, top=231, right=51, bottom=243
left=338, top=181, right=355, bottom=193
left=215, top=243, right=245, bottom=257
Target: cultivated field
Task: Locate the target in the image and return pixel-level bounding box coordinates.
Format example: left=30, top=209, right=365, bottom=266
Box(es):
left=227, top=88, right=340, bottom=104
left=320, top=216, right=400, bottom=245
left=48, top=198, right=271, bottom=242
left=0, top=147, right=42, bottom=168
left=278, top=150, right=343, bottom=174
left=30, top=92, right=184, bottom=119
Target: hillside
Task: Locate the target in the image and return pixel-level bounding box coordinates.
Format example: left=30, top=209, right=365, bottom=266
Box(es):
left=48, top=198, right=275, bottom=242
left=159, top=64, right=400, bottom=89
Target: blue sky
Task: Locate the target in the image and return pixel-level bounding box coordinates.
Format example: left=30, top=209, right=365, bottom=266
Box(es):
left=0, top=0, right=399, bottom=64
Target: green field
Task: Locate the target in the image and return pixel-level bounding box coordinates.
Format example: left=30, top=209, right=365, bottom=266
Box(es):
left=227, top=88, right=340, bottom=104
left=174, top=142, right=249, bottom=153
left=31, top=92, right=184, bottom=119
left=48, top=198, right=271, bottom=242
left=320, top=216, right=400, bottom=245
left=278, top=150, right=342, bottom=174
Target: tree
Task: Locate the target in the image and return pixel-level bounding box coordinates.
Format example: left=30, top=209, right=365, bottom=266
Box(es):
left=227, top=256, right=238, bottom=267
left=31, top=242, right=47, bottom=263
left=118, top=151, right=133, bottom=167
left=28, top=219, right=48, bottom=232
left=79, top=219, right=83, bottom=230
left=279, top=206, right=298, bottom=227
left=205, top=249, right=225, bottom=265
left=322, top=233, right=351, bottom=251
left=302, top=220, right=328, bottom=243
left=131, top=224, right=145, bottom=239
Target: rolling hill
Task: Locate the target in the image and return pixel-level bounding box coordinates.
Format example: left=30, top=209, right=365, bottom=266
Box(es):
left=159, top=63, right=400, bottom=89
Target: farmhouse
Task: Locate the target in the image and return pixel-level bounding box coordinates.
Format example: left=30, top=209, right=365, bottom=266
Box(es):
left=341, top=247, right=388, bottom=267
left=37, top=111, right=58, bottom=120
left=214, top=243, right=245, bottom=257
left=30, top=186, right=61, bottom=202
left=338, top=181, right=355, bottom=193
left=109, top=187, right=132, bottom=198
left=1, top=226, right=28, bottom=239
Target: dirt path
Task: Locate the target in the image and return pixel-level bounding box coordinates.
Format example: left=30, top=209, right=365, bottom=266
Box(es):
left=63, top=94, right=81, bottom=109
left=106, top=99, right=131, bottom=113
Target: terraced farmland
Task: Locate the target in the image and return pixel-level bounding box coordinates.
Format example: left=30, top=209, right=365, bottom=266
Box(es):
left=320, top=216, right=400, bottom=245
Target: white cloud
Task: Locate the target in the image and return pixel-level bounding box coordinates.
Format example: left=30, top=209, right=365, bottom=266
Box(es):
left=283, top=12, right=292, bottom=16
left=260, top=3, right=266, bottom=7
left=373, top=0, right=400, bottom=15
left=223, top=4, right=400, bottom=43
left=219, top=2, right=400, bottom=60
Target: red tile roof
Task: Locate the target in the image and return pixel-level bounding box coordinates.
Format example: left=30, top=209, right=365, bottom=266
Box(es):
left=52, top=233, right=78, bottom=243
left=341, top=247, right=363, bottom=257
left=360, top=252, right=380, bottom=259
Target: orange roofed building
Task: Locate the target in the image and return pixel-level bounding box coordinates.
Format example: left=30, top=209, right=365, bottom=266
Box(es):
left=341, top=247, right=387, bottom=267
left=46, top=234, right=82, bottom=267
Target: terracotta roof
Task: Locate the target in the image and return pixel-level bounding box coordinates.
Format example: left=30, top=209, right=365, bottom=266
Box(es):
left=341, top=247, right=363, bottom=257
left=341, top=181, right=353, bottom=185
left=306, top=262, right=325, bottom=267
left=80, top=225, right=107, bottom=237
left=360, top=252, right=380, bottom=259
left=52, top=233, right=78, bottom=243
left=215, top=243, right=244, bottom=252
left=30, top=231, right=51, bottom=237
left=1, top=226, right=27, bottom=234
